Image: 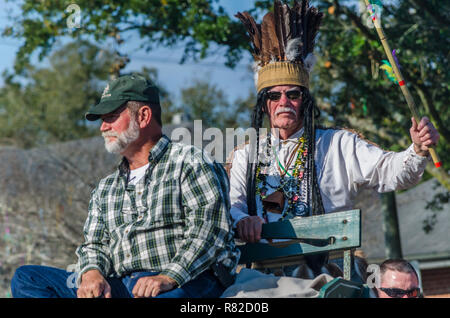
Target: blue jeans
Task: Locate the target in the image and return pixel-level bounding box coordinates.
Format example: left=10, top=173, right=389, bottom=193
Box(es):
left=11, top=265, right=224, bottom=298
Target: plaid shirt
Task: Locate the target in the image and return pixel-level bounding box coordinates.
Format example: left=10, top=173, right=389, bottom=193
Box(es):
left=75, top=135, right=240, bottom=287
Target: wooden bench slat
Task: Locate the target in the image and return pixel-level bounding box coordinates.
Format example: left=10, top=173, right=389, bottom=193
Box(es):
left=237, top=209, right=361, bottom=264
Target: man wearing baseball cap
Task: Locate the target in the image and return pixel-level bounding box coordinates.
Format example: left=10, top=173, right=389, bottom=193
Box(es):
left=11, top=74, right=240, bottom=298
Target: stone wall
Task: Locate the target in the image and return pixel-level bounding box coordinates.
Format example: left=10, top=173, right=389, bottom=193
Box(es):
left=0, top=137, right=119, bottom=297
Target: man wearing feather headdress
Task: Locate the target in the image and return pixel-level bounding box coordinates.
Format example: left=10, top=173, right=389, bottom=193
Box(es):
left=229, top=0, right=439, bottom=279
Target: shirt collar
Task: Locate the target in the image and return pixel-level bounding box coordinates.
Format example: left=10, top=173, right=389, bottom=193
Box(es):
left=118, top=135, right=171, bottom=177
left=270, top=127, right=304, bottom=147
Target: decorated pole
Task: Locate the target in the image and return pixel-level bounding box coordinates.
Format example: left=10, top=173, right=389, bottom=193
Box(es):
left=364, top=0, right=441, bottom=168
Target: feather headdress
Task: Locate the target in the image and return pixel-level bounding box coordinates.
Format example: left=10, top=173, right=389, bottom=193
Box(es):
left=236, top=0, right=323, bottom=92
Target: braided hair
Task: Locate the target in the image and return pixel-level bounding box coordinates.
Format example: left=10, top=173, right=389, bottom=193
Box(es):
left=245, top=88, right=269, bottom=216
left=302, top=88, right=326, bottom=216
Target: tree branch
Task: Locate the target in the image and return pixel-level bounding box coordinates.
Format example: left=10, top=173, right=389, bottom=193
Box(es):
left=333, top=0, right=378, bottom=42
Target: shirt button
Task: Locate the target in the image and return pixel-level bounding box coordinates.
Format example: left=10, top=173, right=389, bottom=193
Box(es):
left=126, top=254, right=131, bottom=258
left=138, top=192, right=142, bottom=195
left=138, top=215, right=143, bottom=220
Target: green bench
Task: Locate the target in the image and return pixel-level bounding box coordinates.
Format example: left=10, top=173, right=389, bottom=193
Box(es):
left=237, top=209, right=372, bottom=297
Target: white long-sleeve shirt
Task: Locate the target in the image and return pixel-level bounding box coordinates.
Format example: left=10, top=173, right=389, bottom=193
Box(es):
left=229, top=128, right=429, bottom=227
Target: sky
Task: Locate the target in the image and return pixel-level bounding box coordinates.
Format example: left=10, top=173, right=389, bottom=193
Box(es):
left=0, top=0, right=258, bottom=108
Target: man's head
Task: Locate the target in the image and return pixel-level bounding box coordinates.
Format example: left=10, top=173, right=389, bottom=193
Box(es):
left=100, top=101, right=155, bottom=154
left=377, top=259, right=420, bottom=298
left=265, top=85, right=305, bottom=133
left=86, top=74, right=163, bottom=154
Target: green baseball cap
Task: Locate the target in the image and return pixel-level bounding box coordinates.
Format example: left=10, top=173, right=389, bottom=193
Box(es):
left=85, top=74, right=160, bottom=121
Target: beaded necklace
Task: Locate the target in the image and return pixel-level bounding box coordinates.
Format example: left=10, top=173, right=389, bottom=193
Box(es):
left=255, top=134, right=309, bottom=221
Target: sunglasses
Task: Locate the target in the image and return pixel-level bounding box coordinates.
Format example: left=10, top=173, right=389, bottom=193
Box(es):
left=378, top=287, right=420, bottom=298
left=267, top=90, right=302, bottom=101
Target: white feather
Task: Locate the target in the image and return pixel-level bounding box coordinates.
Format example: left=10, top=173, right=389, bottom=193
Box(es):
left=304, top=53, right=317, bottom=73
left=285, top=38, right=302, bottom=62
left=253, top=62, right=262, bottom=88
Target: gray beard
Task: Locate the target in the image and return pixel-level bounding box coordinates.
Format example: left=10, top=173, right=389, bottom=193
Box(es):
left=103, top=119, right=140, bottom=154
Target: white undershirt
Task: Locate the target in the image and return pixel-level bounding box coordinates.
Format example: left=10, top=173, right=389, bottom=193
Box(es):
left=128, top=163, right=150, bottom=186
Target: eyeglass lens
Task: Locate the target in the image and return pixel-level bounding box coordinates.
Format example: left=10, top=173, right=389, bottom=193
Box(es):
left=381, top=287, right=419, bottom=298
left=267, top=90, right=301, bottom=101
